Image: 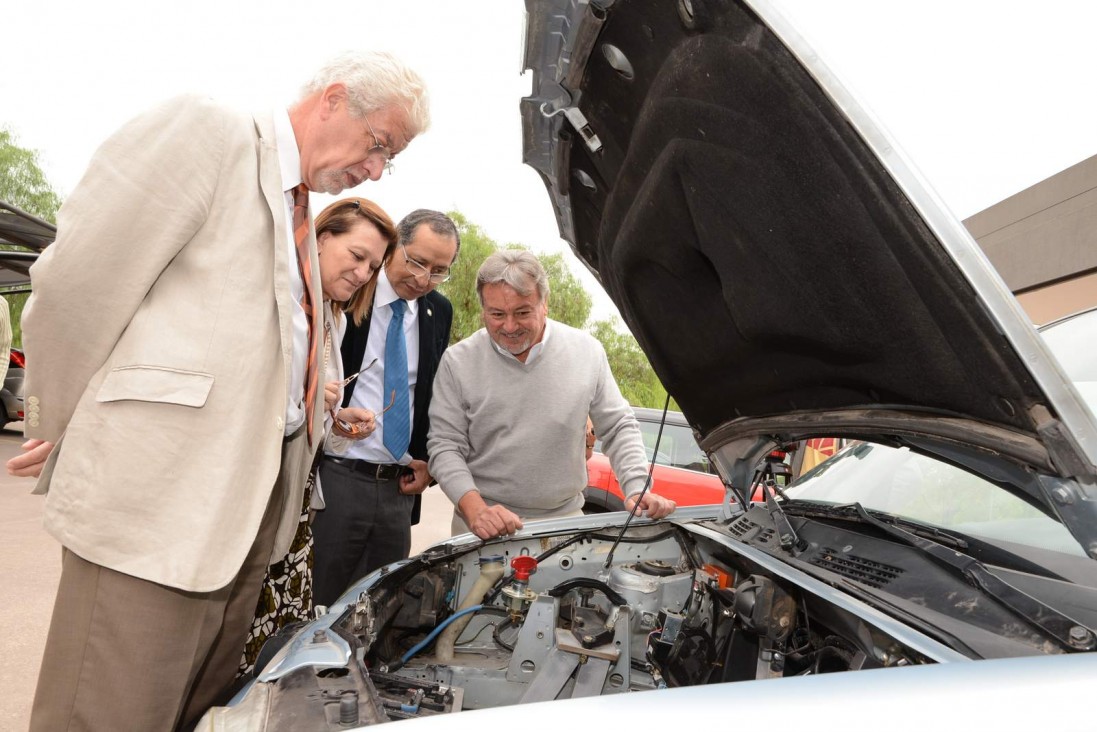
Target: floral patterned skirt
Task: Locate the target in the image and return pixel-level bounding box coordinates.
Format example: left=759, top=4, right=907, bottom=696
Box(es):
left=238, top=471, right=316, bottom=677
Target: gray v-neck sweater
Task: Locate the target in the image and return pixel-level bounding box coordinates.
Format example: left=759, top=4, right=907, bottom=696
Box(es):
left=428, top=321, right=650, bottom=518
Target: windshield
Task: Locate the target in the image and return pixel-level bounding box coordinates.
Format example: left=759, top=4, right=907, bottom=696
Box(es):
left=595, top=420, right=714, bottom=474
left=785, top=442, right=1086, bottom=557
left=1040, top=308, right=1097, bottom=416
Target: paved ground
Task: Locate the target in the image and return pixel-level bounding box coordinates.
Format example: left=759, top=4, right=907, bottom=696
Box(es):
left=0, top=427, right=455, bottom=731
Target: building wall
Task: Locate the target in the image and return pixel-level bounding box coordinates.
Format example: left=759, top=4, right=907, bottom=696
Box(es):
left=1015, top=270, right=1097, bottom=326
left=964, top=154, right=1097, bottom=324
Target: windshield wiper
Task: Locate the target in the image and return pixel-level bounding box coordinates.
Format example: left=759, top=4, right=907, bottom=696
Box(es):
left=782, top=501, right=970, bottom=550
left=826, top=502, right=1096, bottom=652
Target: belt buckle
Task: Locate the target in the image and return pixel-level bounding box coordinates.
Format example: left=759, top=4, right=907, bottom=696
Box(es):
left=376, top=463, right=402, bottom=481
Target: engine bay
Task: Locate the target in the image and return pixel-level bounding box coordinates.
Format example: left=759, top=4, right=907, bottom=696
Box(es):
left=287, top=518, right=947, bottom=726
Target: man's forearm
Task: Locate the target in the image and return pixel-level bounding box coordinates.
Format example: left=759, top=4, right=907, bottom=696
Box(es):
left=457, top=490, right=487, bottom=522
left=427, top=446, right=479, bottom=505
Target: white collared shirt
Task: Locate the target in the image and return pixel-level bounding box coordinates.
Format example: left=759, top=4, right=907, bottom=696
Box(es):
left=342, top=267, right=421, bottom=463
left=490, top=319, right=551, bottom=365
left=274, top=107, right=310, bottom=436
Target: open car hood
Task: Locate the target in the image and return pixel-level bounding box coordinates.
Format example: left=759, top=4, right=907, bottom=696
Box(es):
left=0, top=201, right=50, bottom=293
left=520, top=0, right=1097, bottom=552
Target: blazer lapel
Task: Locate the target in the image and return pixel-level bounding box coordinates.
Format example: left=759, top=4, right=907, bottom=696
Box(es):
left=254, top=111, right=324, bottom=439
left=254, top=111, right=295, bottom=397
left=339, top=311, right=372, bottom=409
left=415, top=294, right=436, bottom=379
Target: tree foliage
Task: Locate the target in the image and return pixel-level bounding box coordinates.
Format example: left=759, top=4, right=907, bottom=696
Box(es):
left=437, top=209, right=669, bottom=410
left=438, top=212, right=591, bottom=342
left=589, top=318, right=677, bottom=410
left=438, top=211, right=498, bottom=343
left=0, top=128, right=63, bottom=223
left=0, top=128, right=64, bottom=347
left=539, top=251, right=591, bottom=329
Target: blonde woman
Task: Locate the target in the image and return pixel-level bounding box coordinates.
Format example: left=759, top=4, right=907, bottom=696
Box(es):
left=241, top=197, right=397, bottom=675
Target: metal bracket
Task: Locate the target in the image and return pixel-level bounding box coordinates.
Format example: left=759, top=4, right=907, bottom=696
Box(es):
left=520, top=647, right=582, bottom=703
left=540, top=102, right=602, bottom=153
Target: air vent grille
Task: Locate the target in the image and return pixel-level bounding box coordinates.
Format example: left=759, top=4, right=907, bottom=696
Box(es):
left=727, top=516, right=775, bottom=544
left=811, top=546, right=904, bottom=588
left=727, top=516, right=758, bottom=539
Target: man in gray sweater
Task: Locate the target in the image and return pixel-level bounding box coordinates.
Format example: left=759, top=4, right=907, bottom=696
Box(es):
left=428, top=250, right=676, bottom=539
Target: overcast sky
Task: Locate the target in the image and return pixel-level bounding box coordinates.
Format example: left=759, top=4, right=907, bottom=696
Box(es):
left=3, top=0, right=1094, bottom=322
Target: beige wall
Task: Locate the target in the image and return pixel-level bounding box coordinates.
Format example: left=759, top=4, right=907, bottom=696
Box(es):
left=1016, top=269, right=1097, bottom=325
left=964, top=154, right=1097, bottom=324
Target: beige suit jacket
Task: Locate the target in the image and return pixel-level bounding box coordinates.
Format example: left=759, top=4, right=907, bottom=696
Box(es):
left=22, top=95, right=325, bottom=592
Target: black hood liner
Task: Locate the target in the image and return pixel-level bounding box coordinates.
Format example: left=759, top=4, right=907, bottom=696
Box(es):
left=563, top=0, right=1044, bottom=439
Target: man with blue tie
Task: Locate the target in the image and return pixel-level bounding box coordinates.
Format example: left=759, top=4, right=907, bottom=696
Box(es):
left=312, top=209, right=459, bottom=606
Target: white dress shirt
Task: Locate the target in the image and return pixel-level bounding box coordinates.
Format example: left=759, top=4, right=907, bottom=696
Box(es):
left=274, top=107, right=310, bottom=436
left=490, top=318, right=551, bottom=365
left=342, top=268, right=420, bottom=464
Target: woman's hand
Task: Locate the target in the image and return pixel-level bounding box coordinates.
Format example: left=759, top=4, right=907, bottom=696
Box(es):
left=323, top=380, right=341, bottom=412
left=333, top=407, right=375, bottom=440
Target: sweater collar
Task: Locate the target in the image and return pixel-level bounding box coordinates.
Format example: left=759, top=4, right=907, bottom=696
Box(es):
left=490, top=319, right=552, bottom=365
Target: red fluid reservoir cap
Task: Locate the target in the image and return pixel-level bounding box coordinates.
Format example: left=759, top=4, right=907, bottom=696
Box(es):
left=511, top=556, right=538, bottom=581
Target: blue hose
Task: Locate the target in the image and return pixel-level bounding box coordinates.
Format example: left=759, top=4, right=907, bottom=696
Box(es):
left=399, top=604, right=484, bottom=665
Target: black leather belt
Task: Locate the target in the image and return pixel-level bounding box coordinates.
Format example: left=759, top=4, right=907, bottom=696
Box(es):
left=327, top=456, right=406, bottom=481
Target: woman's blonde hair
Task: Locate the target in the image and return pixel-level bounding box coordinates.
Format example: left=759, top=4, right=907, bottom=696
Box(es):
left=314, top=197, right=397, bottom=325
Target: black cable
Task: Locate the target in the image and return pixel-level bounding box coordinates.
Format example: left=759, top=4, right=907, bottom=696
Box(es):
left=604, top=394, right=673, bottom=569
left=455, top=623, right=496, bottom=647
left=811, top=644, right=854, bottom=674
left=454, top=606, right=510, bottom=646
left=492, top=618, right=518, bottom=652
left=588, top=528, right=679, bottom=544
left=672, top=530, right=701, bottom=570
left=546, top=578, right=629, bottom=607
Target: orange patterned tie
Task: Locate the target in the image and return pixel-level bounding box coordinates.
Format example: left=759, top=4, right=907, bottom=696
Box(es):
left=292, top=184, right=320, bottom=445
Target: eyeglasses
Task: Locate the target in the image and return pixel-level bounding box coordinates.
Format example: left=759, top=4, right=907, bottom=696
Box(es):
left=400, top=244, right=451, bottom=284
left=339, top=358, right=377, bottom=387
left=330, top=360, right=398, bottom=437
left=364, top=115, right=395, bottom=176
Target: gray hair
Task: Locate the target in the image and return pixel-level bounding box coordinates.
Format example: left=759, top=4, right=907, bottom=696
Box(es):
left=397, top=209, right=461, bottom=262
left=476, top=250, right=549, bottom=304
left=302, top=50, right=430, bottom=138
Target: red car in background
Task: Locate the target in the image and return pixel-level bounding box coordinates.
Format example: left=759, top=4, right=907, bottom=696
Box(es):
left=584, top=408, right=840, bottom=511
left=584, top=407, right=725, bottom=512
left=1, top=347, right=26, bottom=428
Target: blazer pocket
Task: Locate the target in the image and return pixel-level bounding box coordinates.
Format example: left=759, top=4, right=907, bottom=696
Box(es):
left=96, top=366, right=215, bottom=408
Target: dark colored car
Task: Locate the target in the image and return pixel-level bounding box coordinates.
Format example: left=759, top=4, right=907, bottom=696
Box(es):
left=0, top=202, right=45, bottom=430
left=200, top=2, right=1097, bottom=729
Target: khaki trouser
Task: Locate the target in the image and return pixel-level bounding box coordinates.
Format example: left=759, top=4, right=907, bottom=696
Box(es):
left=30, top=462, right=288, bottom=732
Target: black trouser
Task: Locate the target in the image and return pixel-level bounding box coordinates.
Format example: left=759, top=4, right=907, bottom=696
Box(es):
left=311, top=457, right=414, bottom=607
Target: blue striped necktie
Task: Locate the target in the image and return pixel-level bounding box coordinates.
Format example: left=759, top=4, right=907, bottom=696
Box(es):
left=383, top=299, right=411, bottom=460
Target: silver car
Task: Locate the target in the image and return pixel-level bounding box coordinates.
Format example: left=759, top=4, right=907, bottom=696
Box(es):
left=200, top=0, right=1097, bottom=728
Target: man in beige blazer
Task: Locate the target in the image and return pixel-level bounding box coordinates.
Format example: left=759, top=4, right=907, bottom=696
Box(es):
left=7, top=51, right=429, bottom=731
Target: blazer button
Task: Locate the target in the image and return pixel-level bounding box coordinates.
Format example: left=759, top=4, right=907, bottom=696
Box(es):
left=275, top=417, right=285, bottom=431
left=28, top=415, right=40, bottom=427
left=27, top=396, right=40, bottom=406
